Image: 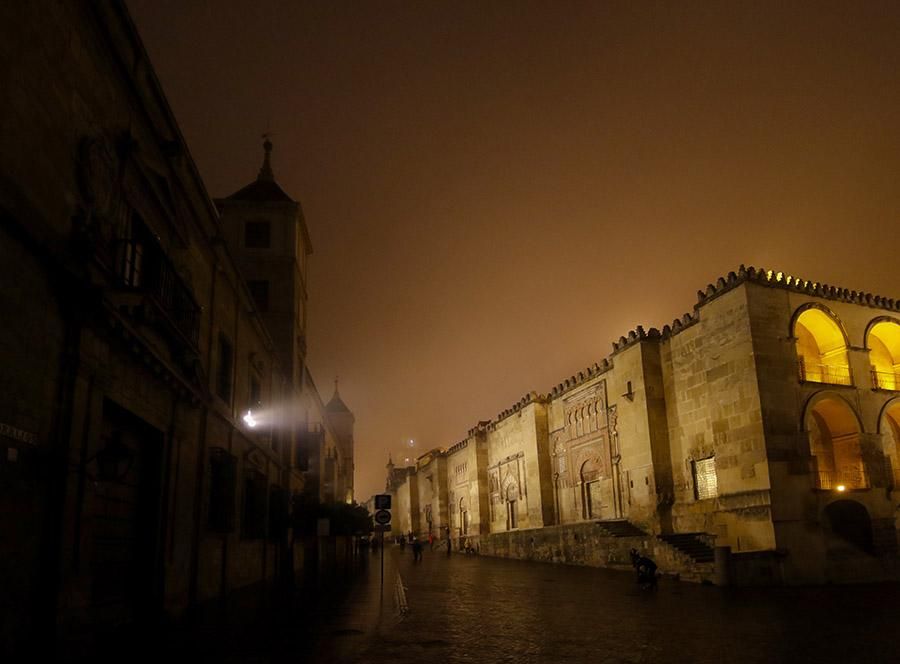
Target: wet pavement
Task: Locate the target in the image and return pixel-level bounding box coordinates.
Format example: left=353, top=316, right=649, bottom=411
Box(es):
left=304, top=544, right=899, bottom=664
left=105, top=544, right=898, bottom=664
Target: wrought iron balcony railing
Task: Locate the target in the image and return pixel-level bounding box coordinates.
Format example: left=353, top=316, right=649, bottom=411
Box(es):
left=815, top=467, right=870, bottom=490
left=871, top=369, right=900, bottom=391
left=114, top=238, right=200, bottom=349
left=798, top=359, right=853, bottom=386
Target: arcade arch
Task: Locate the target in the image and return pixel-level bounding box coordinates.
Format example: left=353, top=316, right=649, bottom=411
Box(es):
left=793, top=307, right=852, bottom=385
left=805, top=396, right=867, bottom=490
left=879, top=400, right=900, bottom=489
left=867, top=319, right=900, bottom=390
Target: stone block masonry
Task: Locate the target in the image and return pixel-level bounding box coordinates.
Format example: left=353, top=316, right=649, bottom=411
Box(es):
left=385, top=267, right=900, bottom=586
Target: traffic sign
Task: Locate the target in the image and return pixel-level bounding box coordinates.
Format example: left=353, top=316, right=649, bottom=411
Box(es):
left=374, top=494, right=392, bottom=510
left=374, top=509, right=391, bottom=525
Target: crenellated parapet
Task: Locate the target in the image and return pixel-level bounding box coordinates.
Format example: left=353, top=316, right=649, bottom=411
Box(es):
left=611, top=324, right=665, bottom=353
left=660, top=313, right=698, bottom=340
left=695, top=264, right=900, bottom=312
left=446, top=439, right=469, bottom=455
left=466, top=420, right=492, bottom=437
left=492, top=390, right=548, bottom=426
left=548, top=358, right=614, bottom=398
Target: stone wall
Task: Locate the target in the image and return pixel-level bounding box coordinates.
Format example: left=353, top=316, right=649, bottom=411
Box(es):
left=661, top=285, right=775, bottom=552
left=385, top=267, right=900, bottom=586
left=469, top=522, right=715, bottom=583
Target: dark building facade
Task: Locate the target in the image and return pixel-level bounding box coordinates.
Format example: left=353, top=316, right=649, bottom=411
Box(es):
left=0, top=2, right=354, bottom=657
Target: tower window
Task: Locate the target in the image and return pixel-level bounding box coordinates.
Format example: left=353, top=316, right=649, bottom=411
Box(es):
left=244, top=221, right=270, bottom=248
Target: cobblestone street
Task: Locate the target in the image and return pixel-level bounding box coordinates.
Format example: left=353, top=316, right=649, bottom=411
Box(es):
left=300, top=545, right=898, bottom=664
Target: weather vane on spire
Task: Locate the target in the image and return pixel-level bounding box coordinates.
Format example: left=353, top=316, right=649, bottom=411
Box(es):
left=258, top=128, right=274, bottom=181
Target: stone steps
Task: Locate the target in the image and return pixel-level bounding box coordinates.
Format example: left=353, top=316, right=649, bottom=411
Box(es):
left=657, top=533, right=715, bottom=563
left=594, top=519, right=648, bottom=538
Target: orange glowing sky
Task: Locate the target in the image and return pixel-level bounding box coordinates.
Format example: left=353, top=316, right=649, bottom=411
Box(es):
left=127, top=0, right=900, bottom=499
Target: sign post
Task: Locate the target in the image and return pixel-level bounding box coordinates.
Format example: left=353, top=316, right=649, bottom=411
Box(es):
left=374, top=494, right=392, bottom=600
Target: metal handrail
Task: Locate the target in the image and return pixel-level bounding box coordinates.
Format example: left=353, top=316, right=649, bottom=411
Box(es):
left=815, top=467, right=870, bottom=490
left=798, top=359, right=853, bottom=386
left=871, top=369, right=900, bottom=391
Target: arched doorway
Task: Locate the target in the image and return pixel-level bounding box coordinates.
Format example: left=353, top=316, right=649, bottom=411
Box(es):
left=794, top=307, right=852, bottom=385
left=805, top=396, right=867, bottom=489
left=505, top=484, right=518, bottom=531
left=580, top=458, right=601, bottom=520
left=459, top=496, right=469, bottom=536
left=824, top=500, right=874, bottom=554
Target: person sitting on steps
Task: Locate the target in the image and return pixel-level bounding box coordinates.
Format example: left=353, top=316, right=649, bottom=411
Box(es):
left=629, top=548, right=658, bottom=590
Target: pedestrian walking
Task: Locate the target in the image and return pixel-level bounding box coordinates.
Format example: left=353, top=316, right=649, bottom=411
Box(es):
left=412, top=537, right=423, bottom=562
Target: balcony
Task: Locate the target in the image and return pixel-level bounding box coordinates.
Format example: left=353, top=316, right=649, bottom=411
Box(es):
left=114, top=238, right=200, bottom=350
left=871, top=369, right=900, bottom=391
left=798, top=359, right=852, bottom=386
left=815, top=467, right=870, bottom=491
left=294, top=427, right=324, bottom=471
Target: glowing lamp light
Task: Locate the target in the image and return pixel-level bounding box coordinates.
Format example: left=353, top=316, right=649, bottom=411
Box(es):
left=243, top=410, right=258, bottom=428
left=836, top=484, right=846, bottom=492
left=408, top=439, right=415, bottom=447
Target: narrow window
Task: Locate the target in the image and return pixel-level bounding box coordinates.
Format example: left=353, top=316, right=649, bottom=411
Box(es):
left=216, top=333, right=234, bottom=402
left=244, top=221, right=271, bottom=248
left=693, top=456, right=718, bottom=500
left=208, top=450, right=237, bottom=532
left=247, top=280, right=269, bottom=312
left=241, top=470, right=267, bottom=539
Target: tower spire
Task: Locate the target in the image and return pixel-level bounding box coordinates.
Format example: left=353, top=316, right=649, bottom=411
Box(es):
left=258, top=133, right=274, bottom=182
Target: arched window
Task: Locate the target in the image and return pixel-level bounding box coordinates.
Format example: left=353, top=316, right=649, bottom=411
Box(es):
left=805, top=397, right=867, bottom=490
left=794, top=308, right=852, bottom=385
left=867, top=320, right=900, bottom=390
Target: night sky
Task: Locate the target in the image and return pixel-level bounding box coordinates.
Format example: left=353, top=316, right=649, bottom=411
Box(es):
left=127, top=0, right=900, bottom=500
